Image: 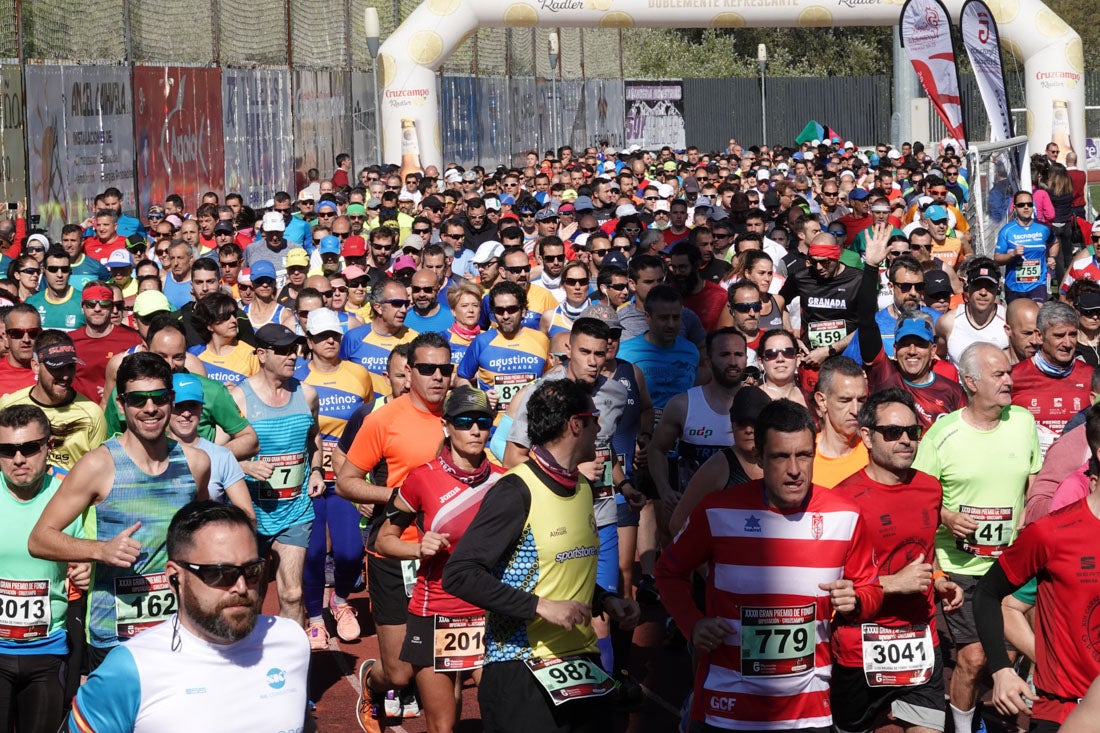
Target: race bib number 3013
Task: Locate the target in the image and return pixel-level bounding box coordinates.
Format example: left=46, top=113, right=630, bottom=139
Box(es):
left=115, top=573, right=176, bottom=640
left=861, top=624, right=934, bottom=687
left=0, top=578, right=50, bottom=639
left=740, top=603, right=816, bottom=677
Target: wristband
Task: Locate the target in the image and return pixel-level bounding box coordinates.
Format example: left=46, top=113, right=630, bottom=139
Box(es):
left=614, top=479, right=635, bottom=493
left=310, top=466, right=323, bottom=474
left=932, top=571, right=948, bottom=581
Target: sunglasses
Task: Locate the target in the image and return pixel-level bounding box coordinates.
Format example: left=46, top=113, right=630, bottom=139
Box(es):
left=503, top=265, right=530, bottom=275
left=348, top=278, right=369, bottom=288
left=309, top=330, right=342, bottom=342
left=371, top=243, right=395, bottom=251
left=410, top=285, right=434, bottom=294
left=730, top=301, right=762, bottom=313
left=220, top=260, right=240, bottom=268
left=381, top=299, right=410, bottom=309
left=476, top=260, right=497, bottom=269
left=449, top=415, right=493, bottom=430
left=120, top=389, right=173, bottom=408
left=412, top=228, right=431, bottom=235
left=580, top=226, right=601, bottom=234
left=332, top=285, right=349, bottom=293
left=178, top=559, right=265, bottom=588
left=605, top=282, right=629, bottom=292
left=18, top=268, right=40, bottom=276
left=237, top=283, right=254, bottom=291
left=928, top=189, right=948, bottom=196
left=493, top=305, right=521, bottom=316
left=763, top=346, right=798, bottom=361
left=262, top=344, right=299, bottom=356
left=25, top=246, right=45, bottom=254
left=871, top=424, right=922, bottom=441
left=542, top=254, right=566, bottom=263
left=892, top=281, right=925, bottom=293
left=411, top=362, right=454, bottom=377
left=1015, top=202, right=1034, bottom=209
left=563, top=277, right=588, bottom=287
left=590, top=248, right=610, bottom=257
left=0, top=438, right=48, bottom=458
left=571, top=410, right=601, bottom=425
left=7, top=327, right=41, bottom=340
left=83, top=299, right=113, bottom=309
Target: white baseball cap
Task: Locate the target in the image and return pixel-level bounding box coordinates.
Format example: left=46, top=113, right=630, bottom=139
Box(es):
left=306, top=307, right=343, bottom=336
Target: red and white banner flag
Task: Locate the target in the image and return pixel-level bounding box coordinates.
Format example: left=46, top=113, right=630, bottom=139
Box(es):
left=900, top=0, right=967, bottom=146
left=959, top=0, right=1013, bottom=143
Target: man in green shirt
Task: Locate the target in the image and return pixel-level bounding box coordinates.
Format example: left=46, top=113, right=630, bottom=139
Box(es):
left=27, top=247, right=85, bottom=332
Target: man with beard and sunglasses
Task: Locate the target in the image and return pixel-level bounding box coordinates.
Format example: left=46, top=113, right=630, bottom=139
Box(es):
left=67, top=501, right=311, bottom=732
left=28, top=352, right=210, bottom=668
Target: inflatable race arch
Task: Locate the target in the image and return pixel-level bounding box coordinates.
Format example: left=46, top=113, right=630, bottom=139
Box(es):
left=377, top=0, right=1084, bottom=170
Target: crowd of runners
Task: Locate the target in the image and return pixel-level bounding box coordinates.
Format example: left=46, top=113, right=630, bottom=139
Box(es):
left=2, top=136, right=1100, bottom=733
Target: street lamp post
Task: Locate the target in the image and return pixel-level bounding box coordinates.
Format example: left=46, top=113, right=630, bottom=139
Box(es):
left=364, top=8, right=383, bottom=164
left=548, top=30, right=559, bottom=155
left=757, top=43, right=768, bottom=149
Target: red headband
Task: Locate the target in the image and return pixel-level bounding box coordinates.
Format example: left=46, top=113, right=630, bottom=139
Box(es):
left=807, top=243, right=841, bottom=260
left=82, top=285, right=115, bottom=301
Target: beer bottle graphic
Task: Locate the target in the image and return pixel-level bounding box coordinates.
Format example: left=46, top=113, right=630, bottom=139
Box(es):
left=399, top=118, right=423, bottom=180
left=1051, top=99, right=1072, bottom=163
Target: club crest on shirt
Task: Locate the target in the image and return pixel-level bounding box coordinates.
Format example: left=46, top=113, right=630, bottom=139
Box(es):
left=812, top=513, right=824, bottom=540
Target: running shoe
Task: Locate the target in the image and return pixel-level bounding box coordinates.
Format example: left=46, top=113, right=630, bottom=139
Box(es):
left=356, top=659, right=383, bottom=733
left=384, top=690, right=402, bottom=718
left=331, top=600, right=361, bottom=642
left=306, top=621, right=329, bottom=651
left=398, top=688, right=422, bottom=718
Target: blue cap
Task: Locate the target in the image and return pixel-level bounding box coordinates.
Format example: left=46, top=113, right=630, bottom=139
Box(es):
left=573, top=195, right=594, bottom=212
left=923, top=204, right=948, bottom=223
left=319, top=235, right=341, bottom=255
left=602, top=250, right=629, bottom=271
left=316, top=200, right=338, bottom=213
left=499, top=193, right=516, bottom=205
left=251, top=260, right=277, bottom=281
left=894, top=317, right=934, bottom=344
left=792, top=152, right=804, bottom=160
left=848, top=188, right=870, bottom=202
left=172, top=372, right=205, bottom=405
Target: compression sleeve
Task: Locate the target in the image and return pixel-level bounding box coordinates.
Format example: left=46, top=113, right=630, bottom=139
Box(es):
left=67, top=646, right=142, bottom=733
left=442, top=473, right=538, bottom=620
left=856, top=263, right=884, bottom=363
left=973, top=562, right=1022, bottom=674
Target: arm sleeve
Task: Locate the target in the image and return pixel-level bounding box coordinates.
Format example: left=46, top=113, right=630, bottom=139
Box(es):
left=856, top=264, right=884, bottom=363
left=488, top=414, right=512, bottom=462
left=654, top=502, right=714, bottom=639
left=67, top=646, right=141, bottom=733
left=973, top=561, right=1023, bottom=673
left=442, top=475, right=539, bottom=620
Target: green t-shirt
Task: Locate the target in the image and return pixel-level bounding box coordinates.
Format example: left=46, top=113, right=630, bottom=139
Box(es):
left=106, top=372, right=249, bottom=442
left=1012, top=577, right=1037, bottom=606
left=913, top=406, right=1042, bottom=576
left=26, top=287, right=85, bottom=331
left=0, top=472, right=81, bottom=649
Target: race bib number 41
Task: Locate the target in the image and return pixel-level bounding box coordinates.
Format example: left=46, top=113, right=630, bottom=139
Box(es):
left=861, top=623, right=934, bottom=687
left=956, top=505, right=1014, bottom=557
left=115, top=572, right=176, bottom=640
left=740, top=603, right=816, bottom=677
left=0, top=578, right=50, bottom=639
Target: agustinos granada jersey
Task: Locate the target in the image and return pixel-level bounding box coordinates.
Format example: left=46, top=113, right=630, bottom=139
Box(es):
left=398, top=456, right=504, bottom=618
left=831, top=469, right=944, bottom=683
left=655, top=481, right=883, bottom=730
left=998, top=499, right=1100, bottom=724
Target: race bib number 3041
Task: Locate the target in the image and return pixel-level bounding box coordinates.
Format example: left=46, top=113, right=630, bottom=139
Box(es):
left=861, top=623, right=934, bottom=687
left=0, top=578, right=50, bottom=639
left=740, top=603, right=816, bottom=677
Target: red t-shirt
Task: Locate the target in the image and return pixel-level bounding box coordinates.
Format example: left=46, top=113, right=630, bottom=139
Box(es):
left=999, top=499, right=1100, bottom=724
left=70, top=325, right=143, bottom=402
left=398, top=457, right=504, bottom=617
left=662, top=227, right=690, bottom=247
left=831, top=469, right=944, bottom=667
left=865, top=350, right=968, bottom=430
left=332, top=169, right=349, bottom=189
left=683, top=280, right=728, bottom=332
left=1011, top=357, right=1092, bottom=447
left=0, top=358, right=36, bottom=395
left=83, top=234, right=127, bottom=264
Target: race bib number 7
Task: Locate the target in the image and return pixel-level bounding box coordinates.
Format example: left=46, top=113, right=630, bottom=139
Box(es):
left=740, top=603, right=816, bottom=677
left=0, top=578, right=51, bottom=639
left=257, top=452, right=307, bottom=501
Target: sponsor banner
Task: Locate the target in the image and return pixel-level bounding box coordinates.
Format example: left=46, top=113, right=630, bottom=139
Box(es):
left=222, top=69, right=294, bottom=209
left=134, top=66, right=224, bottom=213
left=1084, top=138, right=1100, bottom=170
left=441, top=75, right=480, bottom=169
left=25, top=64, right=137, bottom=239
left=583, top=78, right=625, bottom=151
left=0, top=65, right=26, bottom=209
left=624, top=80, right=686, bottom=151
left=900, top=0, right=967, bottom=146
left=293, top=70, right=350, bottom=196
left=350, top=71, right=379, bottom=173
left=959, top=0, right=1012, bottom=143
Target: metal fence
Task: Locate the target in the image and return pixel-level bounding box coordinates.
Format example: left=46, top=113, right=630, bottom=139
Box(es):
left=2, top=0, right=1099, bottom=238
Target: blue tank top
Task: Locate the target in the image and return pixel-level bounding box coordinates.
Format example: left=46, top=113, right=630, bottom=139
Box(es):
left=239, top=379, right=315, bottom=537
left=87, top=438, right=197, bottom=648
left=162, top=272, right=193, bottom=310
